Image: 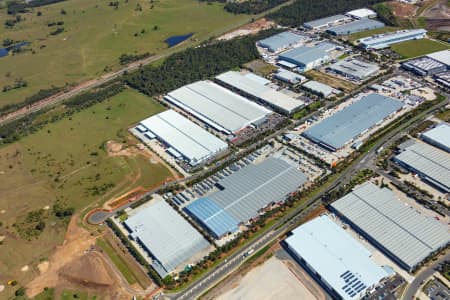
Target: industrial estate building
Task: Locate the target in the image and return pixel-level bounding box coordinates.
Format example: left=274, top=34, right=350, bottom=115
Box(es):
left=402, top=56, right=447, bottom=76
left=302, top=80, right=334, bottom=97
left=124, top=200, right=210, bottom=277
left=258, top=31, right=307, bottom=53
left=426, top=50, right=450, bottom=67
left=285, top=215, right=389, bottom=300
left=304, top=14, right=351, bottom=30
left=327, top=19, right=384, bottom=36
left=278, top=42, right=337, bottom=72
left=394, top=140, right=450, bottom=193
left=273, top=68, right=306, bottom=85
left=164, top=81, right=271, bottom=135
left=346, top=8, right=377, bottom=19
left=303, top=93, right=403, bottom=151
left=359, top=29, right=427, bottom=50
left=328, top=58, right=380, bottom=81
left=184, top=158, right=307, bottom=238
left=136, top=110, right=228, bottom=166
left=330, top=182, right=450, bottom=271
left=434, top=71, right=450, bottom=88
left=215, top=71, right=305, bottom=115
left=421, top=123, right=450, bottom=153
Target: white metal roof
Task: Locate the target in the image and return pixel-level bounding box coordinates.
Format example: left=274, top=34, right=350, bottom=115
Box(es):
left=165, top=81, right=271, bottom=133
left=426, top=50, right=450, bottom=67
left=346, top=8, right=377, bottom=19
left=258, top=31, right=306, bottom=52
left=328, top=59, right=380, bottom=79
left=285, top=215, right=388, bottom=300
left=140, top=110, right=228, bottom=164
left=331, top=182, right=450, bottom=270
left=421, top=123, right=450, bottom=152
left=304, top=14, right=350, bottom=29
left=125, top=200, right=210, bottom=276
left=216, top=71, right=305, bottom=114
left=302, top=80, right=333, bottom=96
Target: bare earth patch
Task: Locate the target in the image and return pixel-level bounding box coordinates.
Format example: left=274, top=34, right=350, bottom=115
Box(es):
left=37, top=261, right=50, bottom=274
left=388, top=1, right=417, bottom=18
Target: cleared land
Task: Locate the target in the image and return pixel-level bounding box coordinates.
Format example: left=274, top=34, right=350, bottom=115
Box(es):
left=391, top=38, right=450, bottom=58
left=0, top=89, right=172, bottom=298
left=0, top=0, right=252, bottom=107
left=306, top=70, right=357, bottom=93
left=215, top=256, right=324, bottom=300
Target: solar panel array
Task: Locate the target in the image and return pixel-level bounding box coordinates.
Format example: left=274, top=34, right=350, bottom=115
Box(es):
left=185, top=158, right=307, bottom=238
left=303, top=93, right=403, bottom=150
left=331, top=182, right=450, bottom=270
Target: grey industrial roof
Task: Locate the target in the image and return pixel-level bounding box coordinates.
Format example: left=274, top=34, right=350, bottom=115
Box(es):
left=421, top=123, right=450, bottom=152
left=258, top=31, right=306, bottom=52
left=125, top=200, right=210, bottom=276
left=360, top=29, right=427, bottom=49
left=216, top=71, right=305, bottom=114
left=285, top=215, right=388, bottom=300
left=403, top=57, right=447, bottom=72
left=139, top=110, right=228, bottom=165
left=185, top=158, right=307, bottom=237
left=278, top=42, right=336, bottom=67
left=327, top=19, right=384, bottom=35
left=274, top=68, right=306, bottom=84
left=303, top=93, right=403, bottom=150
left=427, top=50, right=450, bottom=66
left=395, top=140, right=450, bottom=192
left=165, top=81, right=271, bottom=134
left=328, top=58, right=380, bottom=79
left=346, top=8, right=377, bottom=19
left=331, top=182, right=450, bottom=270
left=304, top=14, right=350, bottom=29
left=302, top=80, right=333, bottom=96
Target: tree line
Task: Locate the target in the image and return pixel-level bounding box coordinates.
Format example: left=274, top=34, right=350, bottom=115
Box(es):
left=199, top=0, right=289, bottom=15
left=6, top=0, right=66, bottom=15
left=268, top=0, right=385, bottom=26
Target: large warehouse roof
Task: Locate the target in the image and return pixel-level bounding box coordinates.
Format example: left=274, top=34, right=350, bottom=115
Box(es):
left=346, top=8, right=377, bottom=19
left=304, top=14, right=350, bottom=29
left=165, top=81, right=271, bottom=134
left=394, top=140, right=450, bottom=192
left=139, top=110, right=228, bottom=165
left=185, top=158, right=307, bottom=238
left=216, top=71, right=305, bottom=114
left=302, top=80, right=333, bottom=97
left=278, top=42, right=336, bottom=67
left=303, top=93, right=403, bottom=150
left=258, top=31, right=306, bottom=52
left=125, top=200, right=210, bottom=277
left=327, top=19, right=384, bottom=36
left=331, top=182, right=450, bottom=271
left=426, top=50, right=450, bottom=67
left=285, top=215, right=388, bottom=300
left=421, top=123, right=450, bottom=153
left=359, top=29, right=427, bottom=49
left=328, top=58, right=380, bottom=80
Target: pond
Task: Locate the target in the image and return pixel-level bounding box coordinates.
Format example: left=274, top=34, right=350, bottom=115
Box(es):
left=0, top=41, right=30, bottom=58
left=164, top=33, right=193, bottom=47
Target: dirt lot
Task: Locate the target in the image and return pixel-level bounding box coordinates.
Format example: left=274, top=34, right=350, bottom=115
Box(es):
left=388, top=1, right=418, bottom=18
left=422, top=0, right=450, bottom=31
left=218, top=18, right=275, bottom=41
left=306, top=70, right=357, bottom=93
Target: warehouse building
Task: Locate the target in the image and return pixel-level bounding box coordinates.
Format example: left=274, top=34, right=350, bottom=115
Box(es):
left=164, top=81, right=271, bottom=135
left=284, top=215, right=389, bottom=300
left=359, top=29, right=427, bottom=49
left=184, top=158, right=307, bottom=238
left=278, top=42, right=337, bottom=72
left=327, top=19, right=384, bottom=36
left=434, top=71, right=450, bottom=88
left=136, top=110, right=228, bottom=166
left=394, top=140, right=450, bottom=193
left=258, top=31, right=307, bottom=53
left=215, top=71, right=305, bottom=115
left=302, top=80, right=334, bottom=97
left=124, top=200, right=210, bottom=277
left=330, top=182, right=450, bottom=272
left=346, top=8, right=377, bottom=19
left=273, top=68, right=306, bottom=85
left=303, top=93, right=403, bottom=151
left=328, top=58, right=380, bottom=80
left=426, top=50, right=450, bottom=67
left=304, top=14, right=351, bottom=30
left=402, top=57, right=447, bottom=76
left=421, top=123, right=450, bottom=153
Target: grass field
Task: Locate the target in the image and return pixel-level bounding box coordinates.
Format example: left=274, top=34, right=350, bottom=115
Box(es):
left=391, top=38, right=450, bottom=59
left=0, top=88, right=171, bottom=296
left=0, top=0, right=252, bottom=107
left=96, top=238, right=137, bottom=285
left=436, top=109, right=450, bottom=122
left=349, top=26, right=399, bottom=41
